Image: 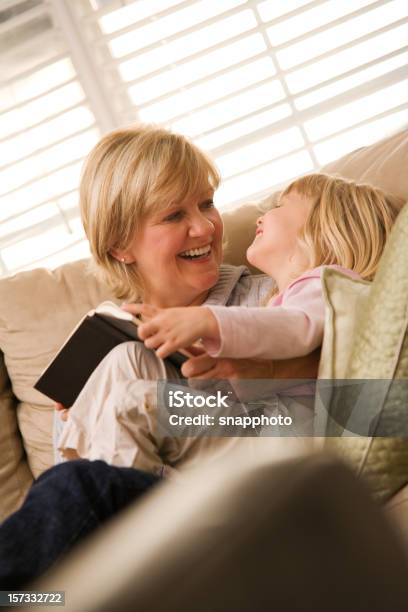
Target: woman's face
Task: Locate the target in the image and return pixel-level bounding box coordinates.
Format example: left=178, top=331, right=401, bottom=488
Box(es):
left=119, top=190, right=223, bottom=307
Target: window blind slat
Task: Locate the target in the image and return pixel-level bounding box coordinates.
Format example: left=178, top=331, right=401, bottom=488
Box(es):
left=283, top=18, right=408, bottom=90
left=126, top=34, right=267, bottom=105
left=1, top=52, right=67, bottom=89
left=275, top=0, right=406, bottom=70
left=0, top=3, right=46, bottom=34
left=0, top=111, right=96, bottom=169
left=0, top=75, right=77, bottom=119
left=112, top=9, right=258, bottom=77
left=0, top=128, right=99, bottom=196
left=265, top=0, right=379, bottom=46
left=105, top=0, right=247, bottom=57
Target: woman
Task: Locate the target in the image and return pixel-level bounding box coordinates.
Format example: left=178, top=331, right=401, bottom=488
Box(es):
left=0, top=125, right=318, bottom=587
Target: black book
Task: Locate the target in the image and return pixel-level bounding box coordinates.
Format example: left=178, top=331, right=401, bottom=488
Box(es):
left=34, top=301, right=188, bottom=407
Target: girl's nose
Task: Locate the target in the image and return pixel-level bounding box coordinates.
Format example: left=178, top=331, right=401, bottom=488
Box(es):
left=256, top=215, right=264, bottom=227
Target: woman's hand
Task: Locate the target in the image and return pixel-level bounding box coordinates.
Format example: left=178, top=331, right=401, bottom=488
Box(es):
left=181, top=354, right=275, bottom=380
left=182, top=348, right=320, bottom=381
left=123, top=304, right=220, bottom=359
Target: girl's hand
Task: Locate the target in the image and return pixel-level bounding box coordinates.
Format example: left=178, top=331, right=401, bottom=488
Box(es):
left=126, top=305, right=220, bottom=359
left=55, top=402, right=69, bottom=422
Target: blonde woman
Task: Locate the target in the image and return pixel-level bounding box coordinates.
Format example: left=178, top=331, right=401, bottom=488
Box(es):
left=58, top=167, right=403, bottom=465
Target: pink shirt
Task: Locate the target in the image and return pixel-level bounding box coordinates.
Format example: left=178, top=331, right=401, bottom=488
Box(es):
left=203, top=265, right=360, bottom=360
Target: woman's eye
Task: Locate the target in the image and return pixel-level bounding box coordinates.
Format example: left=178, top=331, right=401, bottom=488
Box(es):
left=201, top=200, right=215, bottom=210
left=163, top=211, right=183, bottom=222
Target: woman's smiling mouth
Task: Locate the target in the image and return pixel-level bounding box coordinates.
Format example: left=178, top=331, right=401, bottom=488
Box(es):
left=179, top=244, right=212, bottom=260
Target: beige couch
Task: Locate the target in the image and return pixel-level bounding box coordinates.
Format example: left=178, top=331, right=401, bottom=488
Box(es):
left=1, top=129, right=408, bottom=526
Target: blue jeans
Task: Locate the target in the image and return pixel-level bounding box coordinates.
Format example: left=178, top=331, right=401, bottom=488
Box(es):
left=0, top=460, right=159, bottom=589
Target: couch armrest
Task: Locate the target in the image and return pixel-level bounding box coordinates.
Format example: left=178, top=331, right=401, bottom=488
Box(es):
left=33, top=448, right=408, bottom=612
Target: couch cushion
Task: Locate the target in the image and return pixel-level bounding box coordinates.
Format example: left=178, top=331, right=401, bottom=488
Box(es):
left=17, top=402, right=54, bottom=479
left=0, top=260, right=116, bottom=488
left=222, top=203, right=262, bottom=273
left=0, top=353, right=33, bottom=521
left=320, top=129, right=408, bottom=199
left=0, top=259, right=116, bottom=406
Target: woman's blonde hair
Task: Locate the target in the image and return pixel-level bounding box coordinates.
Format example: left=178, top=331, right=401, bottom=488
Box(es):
left=80, top=124, right=220, bottom=300
left=281, top=173, right=404, bottom=281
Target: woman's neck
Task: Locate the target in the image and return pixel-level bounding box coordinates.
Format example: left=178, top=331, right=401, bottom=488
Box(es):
left=143, top=288, right=210, bottom=308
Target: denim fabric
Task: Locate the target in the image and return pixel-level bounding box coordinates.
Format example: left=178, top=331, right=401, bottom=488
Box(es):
left=0, top=460, right=159, bottom=589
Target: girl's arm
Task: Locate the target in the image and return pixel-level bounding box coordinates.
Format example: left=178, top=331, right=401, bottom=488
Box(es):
left=203, top=276, right=325, bottom=360
left=125, top=274, right=325, bottom=361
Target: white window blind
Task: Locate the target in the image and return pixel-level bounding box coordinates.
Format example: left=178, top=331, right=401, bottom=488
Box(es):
left=82, top=0, right=408, bottom=209
left=0, top=0, right=101, bottom=276
left=1, top=0, right=407, bottom=277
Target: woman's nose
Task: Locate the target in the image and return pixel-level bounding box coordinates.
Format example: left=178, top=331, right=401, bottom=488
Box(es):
left=189, top=213, right=215, bottom=237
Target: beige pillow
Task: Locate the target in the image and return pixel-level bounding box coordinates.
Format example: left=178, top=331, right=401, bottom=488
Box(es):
left=314, top=269, right=371, bottom=440
left=318, top=268, right=372, bottom=380
left=324, top=202, right=408, bottom=502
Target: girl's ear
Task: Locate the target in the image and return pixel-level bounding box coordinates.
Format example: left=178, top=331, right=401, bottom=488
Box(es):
left=110, top=249, right=136, bottom=264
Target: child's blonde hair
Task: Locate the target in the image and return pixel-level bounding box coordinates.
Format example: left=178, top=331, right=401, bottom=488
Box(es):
left=281, top=173, right=403, bottom=281
left=80, top=124, right=220, bottom=300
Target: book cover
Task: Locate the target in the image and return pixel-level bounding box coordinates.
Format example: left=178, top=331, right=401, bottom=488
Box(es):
left=34, top=302, right=188, bottom=407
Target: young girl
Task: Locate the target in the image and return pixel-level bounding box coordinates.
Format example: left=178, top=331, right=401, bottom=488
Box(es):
left=130, top=173, right=400, bottom=370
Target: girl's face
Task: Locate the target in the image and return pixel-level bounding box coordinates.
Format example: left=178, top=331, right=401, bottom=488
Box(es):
left=246, top=190, right=314, bottom=278
left=116, top=190, right=223, bottom=307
